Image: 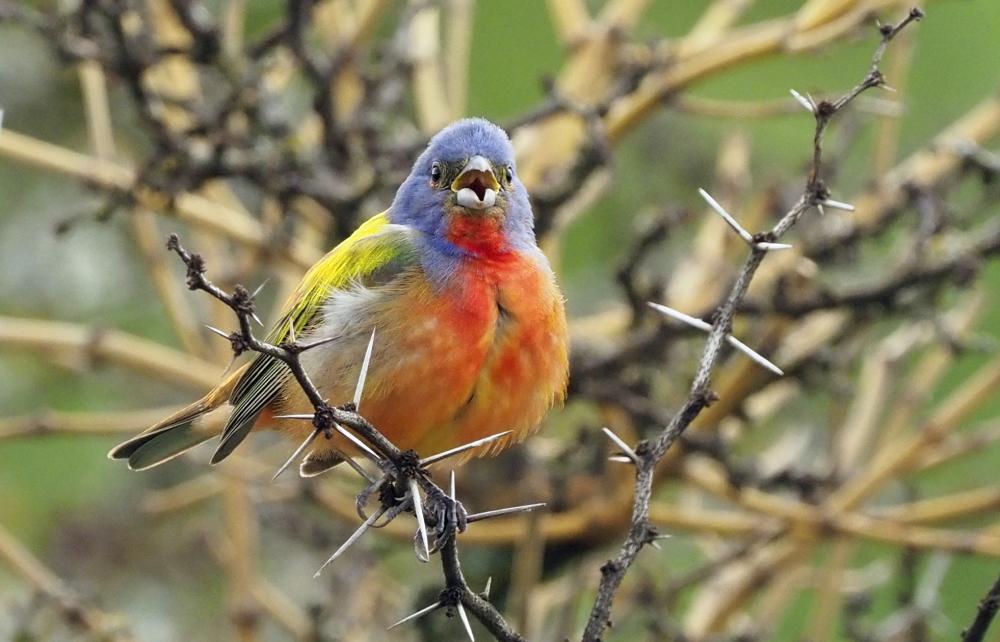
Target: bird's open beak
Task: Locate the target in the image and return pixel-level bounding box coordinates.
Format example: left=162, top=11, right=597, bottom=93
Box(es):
left=451, top=155, right=500, bottom=210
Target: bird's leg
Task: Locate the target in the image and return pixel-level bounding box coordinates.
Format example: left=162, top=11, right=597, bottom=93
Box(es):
left=355, top=474, right=387, bottom=520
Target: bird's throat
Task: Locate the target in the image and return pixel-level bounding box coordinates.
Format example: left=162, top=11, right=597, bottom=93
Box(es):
left=444, top=210, right=510, bottom=258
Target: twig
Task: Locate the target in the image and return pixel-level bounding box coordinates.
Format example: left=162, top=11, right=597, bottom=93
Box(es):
left=0, top=522, right=134, bottom=640
left=962, top=572, right=1000, bottom=642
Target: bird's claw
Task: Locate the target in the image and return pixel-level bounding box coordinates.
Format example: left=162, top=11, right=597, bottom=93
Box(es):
left=426, top=485, right=468, bottom=551
left=356, top=468, right=467, bottom=561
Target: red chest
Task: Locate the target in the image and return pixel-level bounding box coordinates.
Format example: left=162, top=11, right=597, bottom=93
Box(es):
left=447, top=251, right=536, bottom=329
left=444, top=210, right=511, bottom=259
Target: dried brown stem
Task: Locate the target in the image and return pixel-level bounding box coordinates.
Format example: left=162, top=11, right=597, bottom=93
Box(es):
left=0, top=522, right=134, bottom=640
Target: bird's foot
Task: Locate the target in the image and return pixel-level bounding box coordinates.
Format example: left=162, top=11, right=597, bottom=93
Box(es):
left=425, top=484, right=468, bottom=551
left=355, top=474, right=410, bottom=525
left=354, top=475, right=384, bottom=520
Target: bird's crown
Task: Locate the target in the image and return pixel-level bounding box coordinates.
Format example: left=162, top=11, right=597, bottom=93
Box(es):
left=420, top=118, right=515, bottom=168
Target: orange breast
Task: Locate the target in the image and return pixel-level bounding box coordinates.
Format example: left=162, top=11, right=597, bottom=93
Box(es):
left=274, top=251, right=568, bottom=462
left=445, top=253, right=569, bottom=456
left=356, top=275, right=498, bottom=453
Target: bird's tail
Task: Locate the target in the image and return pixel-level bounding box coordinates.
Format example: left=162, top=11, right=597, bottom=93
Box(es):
left=108, top=364, right=247, bottom=471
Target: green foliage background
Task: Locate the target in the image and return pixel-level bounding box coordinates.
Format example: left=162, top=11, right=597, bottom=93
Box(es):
left=1, top=1, right=998, bottom=640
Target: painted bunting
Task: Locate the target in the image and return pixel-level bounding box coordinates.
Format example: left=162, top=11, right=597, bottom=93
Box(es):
left=110, top=118, right=569, bottom=475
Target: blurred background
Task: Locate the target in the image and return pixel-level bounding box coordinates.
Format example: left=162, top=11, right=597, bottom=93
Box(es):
left=1, top=0, right=999, bottom=640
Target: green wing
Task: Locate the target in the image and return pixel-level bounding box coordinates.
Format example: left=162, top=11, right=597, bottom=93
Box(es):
left=211, top=212, right=418, bottom=464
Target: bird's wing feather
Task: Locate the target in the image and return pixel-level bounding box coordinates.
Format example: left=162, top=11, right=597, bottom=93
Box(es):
left=211, top=211, right=419, bottom=463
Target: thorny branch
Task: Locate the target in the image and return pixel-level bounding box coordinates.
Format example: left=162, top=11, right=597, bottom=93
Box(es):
left=962, top=572, right=1000, bottom=642
left=580, top=10, right=925, bottom=642
left=166, top=234, right=527, bottom=641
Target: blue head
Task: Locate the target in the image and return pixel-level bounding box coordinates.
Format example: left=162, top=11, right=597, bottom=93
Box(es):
left=390, top=119, right=535, bottom=257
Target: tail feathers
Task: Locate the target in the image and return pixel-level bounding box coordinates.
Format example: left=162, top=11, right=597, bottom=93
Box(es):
left=110, top=364, right=248, bottom=471
left=209, top=410, right=262, bottom=465
left=122, top=420, right=214, bottom=471
left=108, top=403, right=217, bottom=471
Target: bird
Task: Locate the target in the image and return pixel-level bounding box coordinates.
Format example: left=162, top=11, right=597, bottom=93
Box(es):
left=109, top=118, right=569, bottom=476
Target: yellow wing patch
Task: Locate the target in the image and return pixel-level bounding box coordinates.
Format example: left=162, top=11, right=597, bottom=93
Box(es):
left=270, top=211, right=396, bottom=343
left=214, top=210, right=417, bottom=464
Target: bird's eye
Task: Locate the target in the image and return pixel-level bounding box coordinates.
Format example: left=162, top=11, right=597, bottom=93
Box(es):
left=504, top=165, right=514, bottom=185
left=430, top=162, right=443, bottom=186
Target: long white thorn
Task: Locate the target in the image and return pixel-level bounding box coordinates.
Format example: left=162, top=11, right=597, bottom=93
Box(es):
left=698, top=188, right=753, bottom=244
left=727, top=334, right=784, bottom=376
left=649, top=532, right=673, bottom=550
left=601, top=427, right=639, bottom=464
left=313, top=506, right=386, bottom=577
left=333, top=423, right=382, bottom=462
left=482, top=577, right=492, bottom=599
left=450, top=470, right=457, bottom=500
left=789, top=88, right=815, bottom=113
left=354, top=329, right=376, bottom=410
left=250, top=279, right=269, bottom=300
left=457, top=603, right=476, bottom=641
left=410, top=479, right=430, bottom=562
left=421, top=430, right=513, bottom=466
left=699, top=188, right=793, bottom=251
left=272, top=429, right=320, bottom=480
left=467, top=503, right=547, bottom=523
left=205, top=324, right=230, bottom=339
left=272, top=414, right=383, bottom=463
left=297, top=335, right=340, bottom=352
left=647, top=302, right=712, bottom=333
left=819, top=198, right=856, bottom=212
left=337, top=452, right=376, bottom=483
left=387, top=601, right=442, bottom=630
left=648, top=302, right=784, bottom=376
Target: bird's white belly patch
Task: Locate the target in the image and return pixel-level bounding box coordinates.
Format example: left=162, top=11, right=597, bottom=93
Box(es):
left=297, top=285, right=382, bottom=389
